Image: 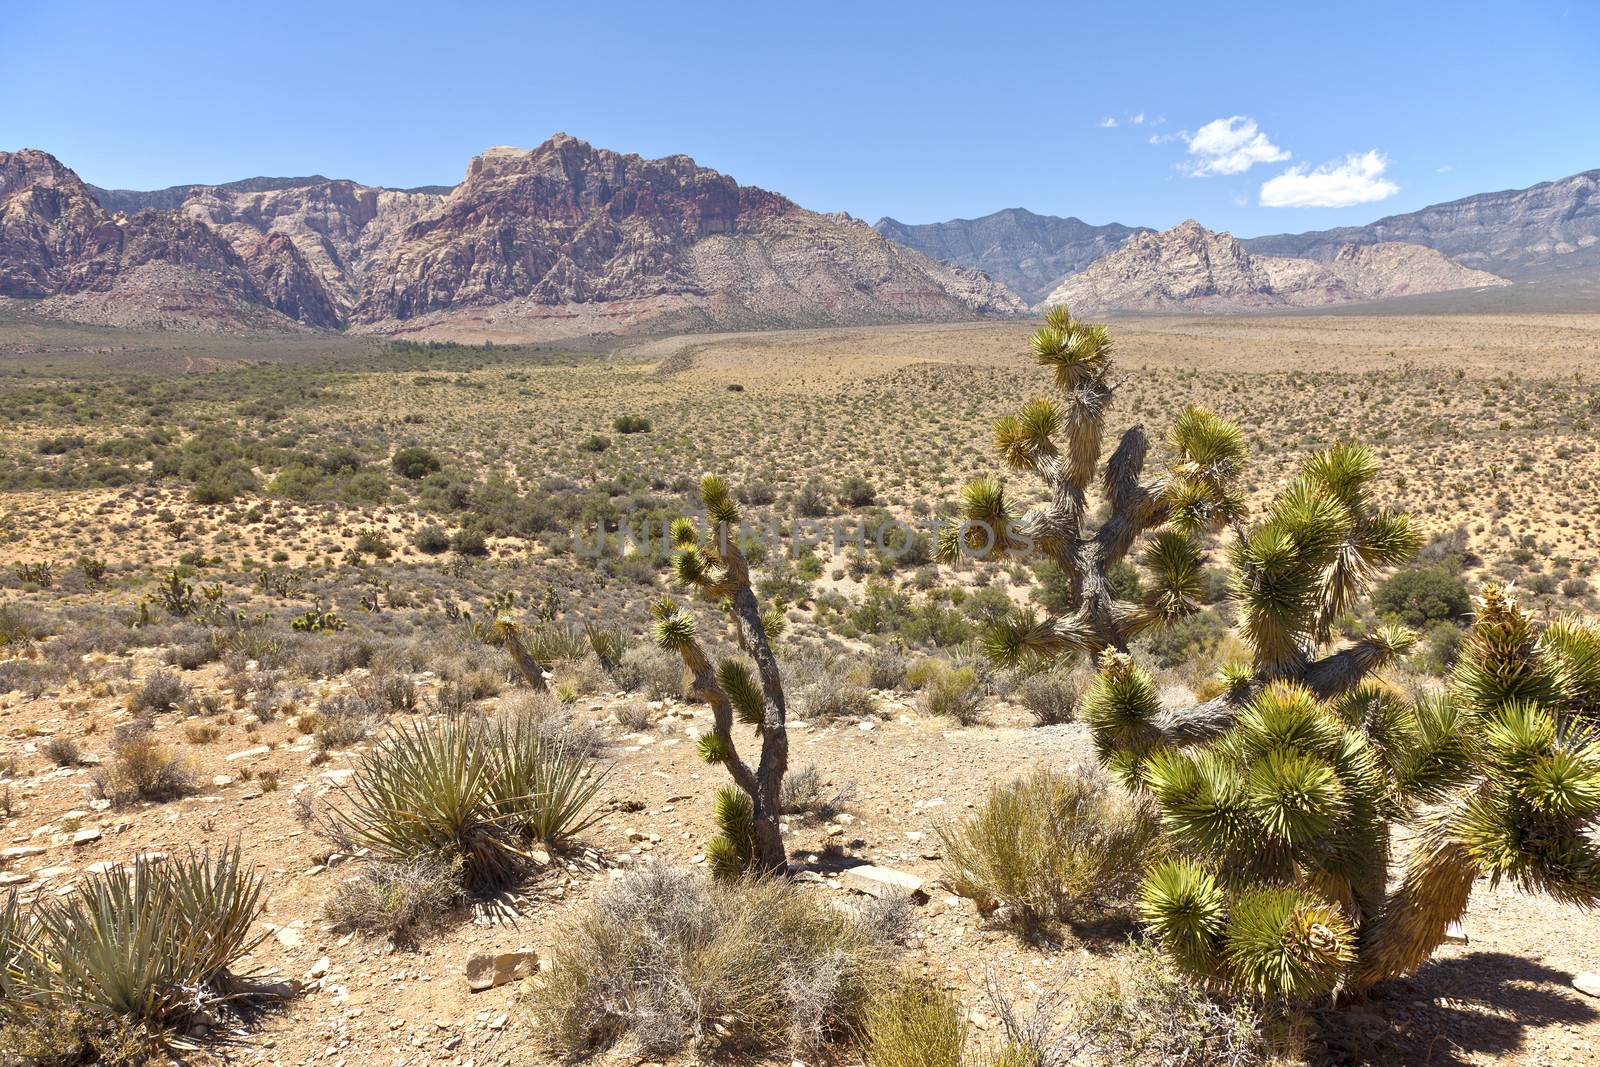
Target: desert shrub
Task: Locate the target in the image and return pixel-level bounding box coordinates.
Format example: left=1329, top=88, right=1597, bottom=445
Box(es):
left=1410, top=620, right=1466, bottom=675
left=390, top=446, right=441, bottom=480
left=497, top=689, right=605, bottom=760
left=324, top=858, right=459, bottom=941
left=779, top=763, right=852, bottom=817
left=790, top=650, right=876, bottom=720
left=94, top=726, right=197, bottom=805
left=1018, top=667, right=1084, bottom=726
left=412, top=524, right=451, bottom=554
left=920, top=664, right=984, bottom=725
left=838, top=475, right=877, bottom=507
left=313, top=693, right=386, bottom=750
left=331, top=716, right=606, bottom=891
left=128, top=669, right=189, bottom=714
left=938, top=766, right=1158, bottom=925
left=531, top=866, right=889, bottom=1058
left=0, top=603, right=47, bottom=647
left=1053, top=941, right=1277, bottom=1066
left=164, top=636, right=219, bottom=671
left=1135, top=609, right=1230, bottom=669
left=450, top=528, right=488, bottom=557
left=611, top=414, right=652, bottom=434
left=795, top=478, right=830, bottom=517
left=864, top=644, right=909, bottom=690
left=577, top=434, right=610, bottom=453
left=0, top=848, right=271, bottom=1060
left=1373, top=565, right=1470, bottom=627
left=612, top=643, right=684, bottom=700
left=42, top=737, right=80, bottom=767
left=860, top=979, right=967, bottom=1067
left=613, top=700, right=652, bottom=731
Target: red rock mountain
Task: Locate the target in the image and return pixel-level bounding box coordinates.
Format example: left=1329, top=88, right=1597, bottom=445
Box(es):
left=0, top=137, right=1023, bottom=336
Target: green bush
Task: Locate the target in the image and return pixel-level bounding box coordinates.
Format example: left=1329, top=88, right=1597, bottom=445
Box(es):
left=838, top=475, right=877, bottom=507
left=391, top=446, right=442, bottom=480
left=920, top=664, right=984, bottom=724
left=612, top=415, right=652, bottom=434
left=1372, top=565, right=1470, bottom=627
left=412, top=525, right=451, bottom=554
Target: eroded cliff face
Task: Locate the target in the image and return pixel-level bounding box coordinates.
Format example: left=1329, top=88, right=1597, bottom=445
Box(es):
left=3, top=138, right=1022, bottom=335
left=1041, top=220, right=1507, bottom=314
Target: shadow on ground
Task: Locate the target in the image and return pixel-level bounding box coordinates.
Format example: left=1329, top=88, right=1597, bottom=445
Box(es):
left=1310, top=951, right=1597, bottom=1065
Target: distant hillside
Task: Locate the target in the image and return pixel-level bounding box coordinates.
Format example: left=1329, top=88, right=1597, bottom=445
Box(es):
left=1043, top=220, right=1508, bottom=314
left=1242, top=170, right=1600, bottom=289
left=874, top=208, right=1148, bottom=303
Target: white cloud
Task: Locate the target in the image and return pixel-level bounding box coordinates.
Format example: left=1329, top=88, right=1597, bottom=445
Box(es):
left=1131, top=112, right=1146, bottom=125
left=1148, top=130, right=1185, bottom=145
left=1183, top=116, right=1289, bottom=176
left=1436, top=163, right=1453, bottom=173
left=1259, top=151, right=1400, bottom=208
left=1098, top=116, right=1118, bottom=128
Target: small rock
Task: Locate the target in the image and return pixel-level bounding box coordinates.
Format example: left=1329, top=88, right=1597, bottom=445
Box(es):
left=840, top=864, right=928, bottom=902
left=70, top=828, right=101, bottom=846
left=1575, top=972, right=1600, bottom=998
left=466, top=950, right=539, bottom=992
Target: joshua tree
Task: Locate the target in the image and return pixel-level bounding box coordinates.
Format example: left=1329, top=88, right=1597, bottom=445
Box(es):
left=1090, top=586, right=1600, bottom=998
left=958, top=307, right=1600, bottom=996
left=951, top=306, right=1422, bottom=739
left=653, top=476, right=791, bottom=876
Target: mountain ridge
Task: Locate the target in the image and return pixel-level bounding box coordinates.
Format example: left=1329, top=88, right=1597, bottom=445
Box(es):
left=1, top=137, right=1024, bottom=336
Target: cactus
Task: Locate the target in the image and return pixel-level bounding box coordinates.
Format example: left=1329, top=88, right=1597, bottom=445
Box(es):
left=654, top=475, right=790, bottom=876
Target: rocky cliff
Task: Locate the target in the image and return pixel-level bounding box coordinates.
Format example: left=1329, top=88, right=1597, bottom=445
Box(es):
left=2, top=137, right=1023, bottom=336
left=1041, top=220, right=1507, bottom=314
left=874, top=208, right=1148, bottom=304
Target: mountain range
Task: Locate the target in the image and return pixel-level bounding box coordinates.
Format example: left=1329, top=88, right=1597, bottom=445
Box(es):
left=0, top=136, right=1022, bottom=337
left=1, top=135, right=1594, bottom=338
left=879, top=169, right=1599, bottom=314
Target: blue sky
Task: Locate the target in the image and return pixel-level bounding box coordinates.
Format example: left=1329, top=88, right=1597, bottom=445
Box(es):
left=3, top=1, right=1595, bottom=236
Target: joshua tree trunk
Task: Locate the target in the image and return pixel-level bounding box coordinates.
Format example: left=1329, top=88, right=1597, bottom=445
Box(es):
left=654, top=476, right=791, bottom=876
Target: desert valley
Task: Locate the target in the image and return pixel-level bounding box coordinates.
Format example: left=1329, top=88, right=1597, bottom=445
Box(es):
left=3, top=58, right=1600, bottom=1067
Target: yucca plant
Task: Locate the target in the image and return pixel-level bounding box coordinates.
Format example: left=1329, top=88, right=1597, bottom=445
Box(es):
left=653, top=475, right=792, bottom=876
left=333, top=717, right=606, bottom=891
left=1086, top=586, right=1600, bottom=1000
left=0, top=847, right=275, bottom=1057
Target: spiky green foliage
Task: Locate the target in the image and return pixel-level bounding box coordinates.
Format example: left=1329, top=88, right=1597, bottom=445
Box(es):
left=942, top=307, right=1248, bottom=663
left=1100, top=586, right=1600, bottom=999
left=333, top=717, right=606, bottom=891
left=655, top=476, right=793, bottom=875
left=0, top=847, right=277, bottom=1058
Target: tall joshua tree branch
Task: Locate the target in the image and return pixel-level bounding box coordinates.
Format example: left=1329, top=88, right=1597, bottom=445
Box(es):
left=653, top=475, right=790, bottom=877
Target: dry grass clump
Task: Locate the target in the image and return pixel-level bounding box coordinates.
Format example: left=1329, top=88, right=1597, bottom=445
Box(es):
left=0, top=847, right=277, bottom=1064
left=93, top=723, right=196, bottom=805
left=860, top=979, right=968, bottom=1067
left=937, top=766, right=1157, bottom=925
left=324, top=858, right=460, bottom=942
left=531, top=865, right=891, bottom=1059
left=780, top=762, right=853, bottom=818
left=790, top=650, right=877, bottom=720
left=920, top=663, right=985, bottom=725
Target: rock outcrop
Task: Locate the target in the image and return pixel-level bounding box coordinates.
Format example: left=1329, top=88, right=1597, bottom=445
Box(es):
left=874, top=208, right=1149, bottom=304
left=1040, top=220, right=1508, bottom=314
